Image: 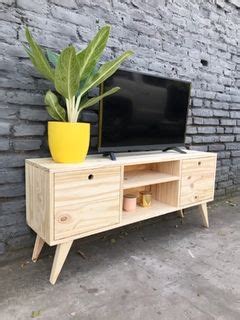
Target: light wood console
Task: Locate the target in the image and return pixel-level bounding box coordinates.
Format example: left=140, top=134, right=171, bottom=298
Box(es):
left=25, top=150, right=217, bottom=284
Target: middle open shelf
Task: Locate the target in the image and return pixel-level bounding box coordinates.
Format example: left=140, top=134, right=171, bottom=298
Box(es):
left=123, top=160, right=180, bottom=190
left=121, top=160, right=181, bottom=222
left=123, top=170, right=179, bottom=189
left=121, top=200, right=178, bottom=225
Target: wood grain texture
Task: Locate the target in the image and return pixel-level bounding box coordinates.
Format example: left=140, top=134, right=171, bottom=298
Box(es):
left=26, top=164, right=122, bottom=245
left=32, top=235, right=45, bottom=262
left=54, top=166, right=121, bottom=240
left=123, top=170, right=179, bottom=189
left=55, top=197, right=120, bottom=240
left=180, top=157, right=216, bottom=206
left=151, top=181, right=179, bottom=207
left=48, top=200, right=212, bottom=246
left=26, top=150, right=217, bottom=173
left=26, top=152, right=217, bottom=244
left=26, top=151, right=217, bottom=283
left=151, top=160, right=180, bottom=176
left=122, top=200, right=177, bottom=225
left=26, top=163, right=53, bottom=244
left=199, top=203, right=209, bottom=228
left=55, top=166, right=121, bottom=204
left=49, top=240, right=73, bottom=285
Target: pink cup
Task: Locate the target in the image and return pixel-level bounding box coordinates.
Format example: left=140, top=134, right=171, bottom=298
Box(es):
left=123, top=194, right=137, bottom=212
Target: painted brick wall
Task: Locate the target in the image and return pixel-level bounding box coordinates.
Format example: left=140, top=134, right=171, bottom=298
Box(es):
left=0, top=0, right=239, bottom=256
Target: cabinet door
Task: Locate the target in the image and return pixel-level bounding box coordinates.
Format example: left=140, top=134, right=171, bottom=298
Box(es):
left=54, top=166, right=121, bottom=240
left=180, top=157, right=216, bottom=206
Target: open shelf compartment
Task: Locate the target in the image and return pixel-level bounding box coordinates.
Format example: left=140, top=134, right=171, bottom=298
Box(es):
left=122, top=179, right=180, bottom=224
left=122, top=199, right=177, bottom=225
left=123, top=160, right=180, bottom=189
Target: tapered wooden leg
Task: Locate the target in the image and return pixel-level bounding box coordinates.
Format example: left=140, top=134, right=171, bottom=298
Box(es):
left=49, top=240, right=73, bottom=285
left=199, top=203, right=209, bottom=228
left=177, top=209, right=184, bottom=218
left=32, top=235, right=45, bottom=262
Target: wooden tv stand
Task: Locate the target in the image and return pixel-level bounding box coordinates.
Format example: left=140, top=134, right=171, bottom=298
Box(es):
left=25, top=150, right=217, bottom=284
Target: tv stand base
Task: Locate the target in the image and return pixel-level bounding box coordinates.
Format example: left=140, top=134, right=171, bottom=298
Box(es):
left=162, top=146, right=187, bottom=154
left=32, top=203, right=209, bottom=284
left=26, top=150, right=217, bottom=284
left=102, top=152, right=117, bottom=161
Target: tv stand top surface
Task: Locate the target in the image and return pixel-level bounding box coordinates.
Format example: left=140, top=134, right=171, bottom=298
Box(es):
left=26, top=149, right=217, bottom=173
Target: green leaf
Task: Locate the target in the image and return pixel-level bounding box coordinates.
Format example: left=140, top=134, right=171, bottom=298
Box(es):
left=23, top=43, right=32, bottom=56
left=31, top=310, right=41, bottom=318
left=24, top=27, right=55, bottom=82
left=46, top=49, right=59, bottom=67
left=77, top=65, right=99, bottom=97
left=78, top=86, right=120, bottom=113
left=77, top=25, right=110, bottom=82
left=81, top=50, right=133, bottom=96
left=44, top=90, right=66, bottom=121
left=54, top=46, right=80, bottom=99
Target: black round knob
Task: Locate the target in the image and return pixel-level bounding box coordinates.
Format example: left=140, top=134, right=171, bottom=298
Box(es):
left=88, top=174, right=94, bottom=180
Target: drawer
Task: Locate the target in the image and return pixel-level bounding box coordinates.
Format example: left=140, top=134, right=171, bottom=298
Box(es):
left=180, top=157, right=216, bottom=206
left=55, top=197, right=120, bottom=240
left=182, top=157, right=216, bottom=173
left=54, top=166, right=121, bottom=205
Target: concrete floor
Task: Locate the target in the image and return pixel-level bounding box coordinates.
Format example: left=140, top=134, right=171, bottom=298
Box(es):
left=0, top=196, right=240, bottom=320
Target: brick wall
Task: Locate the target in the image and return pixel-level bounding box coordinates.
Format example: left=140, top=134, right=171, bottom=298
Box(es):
left=0, top=0, right=239, bottom=256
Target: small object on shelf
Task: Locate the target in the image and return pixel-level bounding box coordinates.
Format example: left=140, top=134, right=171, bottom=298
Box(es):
left=123, top=194, right=137, bottom=212
left=139, top=191, right=152, bottom=208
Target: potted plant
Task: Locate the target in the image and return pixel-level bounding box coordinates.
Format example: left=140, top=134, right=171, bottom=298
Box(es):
left=24, top=25, right=133, bottom=163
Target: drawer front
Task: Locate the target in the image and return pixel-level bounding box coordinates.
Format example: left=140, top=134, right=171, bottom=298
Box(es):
left=55, top=166, right=121, bottom=205
left=182, top=157, right=216, bottom=172
left=55, top=197, right=120, bottom=240
left=180, top=157, right=216, bottom=206
left=54, top=166, right=121, bottom=239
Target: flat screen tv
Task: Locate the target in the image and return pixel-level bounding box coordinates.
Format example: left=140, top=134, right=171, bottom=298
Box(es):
left=98, top=69, right=191, bottom=153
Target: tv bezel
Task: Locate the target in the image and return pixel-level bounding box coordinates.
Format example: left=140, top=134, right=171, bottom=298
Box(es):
left=98, top=69, right=191, bottom=153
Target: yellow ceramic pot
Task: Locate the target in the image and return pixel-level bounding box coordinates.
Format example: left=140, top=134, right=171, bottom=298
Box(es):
left=48, top=121, right=90, bottom=163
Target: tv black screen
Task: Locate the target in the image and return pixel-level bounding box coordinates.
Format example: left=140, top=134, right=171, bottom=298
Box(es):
left=98, top=69, right=191, bottom=153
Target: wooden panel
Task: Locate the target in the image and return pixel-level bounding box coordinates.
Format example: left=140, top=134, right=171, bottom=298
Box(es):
left=55, top=197, right=120, bottom=240
left=52, top=198, right=178, bottom=245
left=122, top=199, right=177, bottom=225
left=26, top=151, right=217, bottom=173
left=180, top=157, right=216, bottom=206
left=182, top=157, right=216, bottom=172
left=123, top=161, right=180, bottom=189
left=25, top=151, right=217, bottom=247
left=55, top=166, right=121, bottom=205
left=123, top=170, right=179, bottom=189
left=151, top=160, right=180, bottom=176
left=124, top=164, right=150, bottom=173
left=26, top=163, right=53, bottom=243
left=54, top=166, right=121, bottom=240
left=151, top=181, right=179, bottom=207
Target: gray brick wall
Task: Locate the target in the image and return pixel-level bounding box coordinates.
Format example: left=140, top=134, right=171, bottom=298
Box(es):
left=0, top=0, right=239, bottom=257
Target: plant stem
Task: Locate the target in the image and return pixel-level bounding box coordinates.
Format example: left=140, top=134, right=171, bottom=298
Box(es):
left=76, top=94, right=81, bottom=111
left=75, top=94, right=82, bottom=122
left=66, top=98, right=70, bottom=122
left=66, top=96, right=80, bottom=122
left=72, top=96, right=78, bottom=122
